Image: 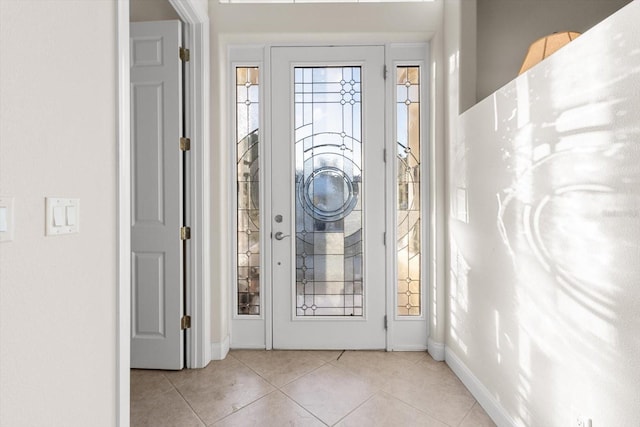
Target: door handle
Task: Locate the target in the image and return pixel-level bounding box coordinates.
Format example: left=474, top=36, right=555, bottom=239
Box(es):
left=274, top=231, right=290, bottom=240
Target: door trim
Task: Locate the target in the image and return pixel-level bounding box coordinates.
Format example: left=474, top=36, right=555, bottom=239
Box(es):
left=116, top=0, right=211, bottom=424
left=116, top=3, right=130, bottom=425
left=228, top=42, right=431, bottom=351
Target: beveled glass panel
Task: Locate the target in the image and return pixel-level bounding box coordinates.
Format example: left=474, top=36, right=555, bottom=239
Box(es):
left=236, top=67, right=260, bottom=315
left=294, top=66, right=363, bottom=317
left=396, top=66, right=422, bottom=316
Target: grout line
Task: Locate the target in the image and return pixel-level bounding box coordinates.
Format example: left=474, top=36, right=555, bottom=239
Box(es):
left=336, top=349, right=346, bottom=361
left=330, top=390, right=379, bottom=426
left=230, top=351, right=331, bottom=389
left=279, top=390, right=331, bottom=427
left=455, top=400, right=480, bottom=427
left=205, top=390, right=281, bottom=427
left=161, top=372, right=208, bottom=427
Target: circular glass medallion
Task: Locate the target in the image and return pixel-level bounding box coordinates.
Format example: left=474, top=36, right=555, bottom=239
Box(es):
left=301, top=166, right=358, bottom=221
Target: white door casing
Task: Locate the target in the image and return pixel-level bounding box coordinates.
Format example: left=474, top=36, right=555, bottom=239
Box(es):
left=271, top=46, right=387, bottom=349
left=130, top=20, right=184, bottom=370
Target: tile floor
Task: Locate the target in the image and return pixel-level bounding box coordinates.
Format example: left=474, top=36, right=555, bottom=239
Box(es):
left=131, top=350, right=496, bottom=427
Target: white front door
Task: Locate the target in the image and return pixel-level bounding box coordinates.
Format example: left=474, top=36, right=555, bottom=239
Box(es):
left=271, top=46, right=386, bottom=349
left=130, top=20, right=184, bottom=369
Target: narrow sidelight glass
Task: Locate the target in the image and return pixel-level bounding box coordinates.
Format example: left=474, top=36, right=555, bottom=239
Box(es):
left=236, top=67, right=260, bottom=315
left=396, top=66, right=422, bottom=316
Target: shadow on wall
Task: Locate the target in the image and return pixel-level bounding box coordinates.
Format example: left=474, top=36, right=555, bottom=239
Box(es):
left=450, top=5, right=640, bottom=426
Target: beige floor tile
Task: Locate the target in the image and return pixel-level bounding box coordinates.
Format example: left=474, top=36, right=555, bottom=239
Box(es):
left=231, top=350, right=327, bottom=387
left=165, top=356, right=275, bottom=424
left=130, top=351, right=494, bottom=427
left=212, top=391, right=325, bottom=427
left=281, top=364, right=376, bottom=426
left=459, top=402, right=496, bottom=427
left=331, top=350, right=424, bottom=390
left=335, top=392, right=449, bottom=427
left=130, top=369, right=174, bottom=403
left=305, top=350, right=344, bottom=362
left=381, top=358, right=476, bottom=426
left=131, top=387, right=205, bottom=427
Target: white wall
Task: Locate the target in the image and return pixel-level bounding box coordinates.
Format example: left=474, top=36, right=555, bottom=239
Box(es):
left=207, top=0, right=446, bottom=351
left=0, top=2, right=118, bottom=426
left=449, top=2, right=640, bottom=425
left=476, top=0, right=632, bottom=102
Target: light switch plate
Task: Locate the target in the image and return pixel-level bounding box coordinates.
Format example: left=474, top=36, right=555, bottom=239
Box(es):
left=46, top=197, right=80, bottom=236
left=0, top=197, right=15, bottom=242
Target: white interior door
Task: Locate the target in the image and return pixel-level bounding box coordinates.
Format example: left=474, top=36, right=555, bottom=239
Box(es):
left=271, top=46, right=386, bottom=349
left=130, top=20, right=184, bottom=370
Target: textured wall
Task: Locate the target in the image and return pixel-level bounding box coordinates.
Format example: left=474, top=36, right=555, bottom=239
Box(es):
left=449, top=2, right=640, bottom=425
left=0, top=1, right=117, bottom=425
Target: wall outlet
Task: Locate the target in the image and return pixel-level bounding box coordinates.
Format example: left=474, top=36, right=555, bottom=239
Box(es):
left=576, top=417, right=592, bottom=427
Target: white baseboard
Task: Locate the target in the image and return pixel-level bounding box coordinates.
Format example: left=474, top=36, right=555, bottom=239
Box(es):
left=211, top=335, right=230, bottom=360
left=445, top=348, right=516, bottom=427
left=229, top=344, right=266, bottom=349
left=427, top=337, right=445, bottom=361
left=390, top=344, right=428, bottom=352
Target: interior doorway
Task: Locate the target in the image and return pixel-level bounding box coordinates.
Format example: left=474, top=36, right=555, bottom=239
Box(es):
left=117, top=0, right=211, bottom=422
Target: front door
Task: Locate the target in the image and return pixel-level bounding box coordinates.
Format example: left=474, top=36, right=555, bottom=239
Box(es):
left=271, top=46, right=386, bottom=349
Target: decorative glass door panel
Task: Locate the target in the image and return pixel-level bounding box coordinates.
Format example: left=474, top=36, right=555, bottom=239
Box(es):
left=294, top=66, right=363, bottom=317
left=271, top=46, right=386, bottom=349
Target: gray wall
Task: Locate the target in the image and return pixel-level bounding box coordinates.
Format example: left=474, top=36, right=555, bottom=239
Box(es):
left=476, top=0, right=631, bottom=101
left=131, top=0, right=179, bottom=21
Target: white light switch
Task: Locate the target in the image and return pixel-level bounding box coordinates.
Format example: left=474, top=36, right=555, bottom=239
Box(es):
left=53, top=206, right=65, bottom=226
left=46, top=197, right=79, bottom=236
left=66, top=206, right=76, bottom=226
left=0, top=197, right=14, bottom=242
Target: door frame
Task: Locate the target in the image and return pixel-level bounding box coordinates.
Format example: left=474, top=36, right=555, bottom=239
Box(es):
left=116, top=0, right=211, bottom=425
left=228, top=42, right=431, bottom=352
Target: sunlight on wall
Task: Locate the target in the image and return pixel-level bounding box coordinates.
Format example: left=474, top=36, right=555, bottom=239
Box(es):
left=451, top=2, right=640, bottom=425
left=448, top=238, right=469, bottom=355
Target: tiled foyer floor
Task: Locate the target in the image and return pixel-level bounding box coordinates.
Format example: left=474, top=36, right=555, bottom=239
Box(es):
left=131, top=350, right=495, bottom=427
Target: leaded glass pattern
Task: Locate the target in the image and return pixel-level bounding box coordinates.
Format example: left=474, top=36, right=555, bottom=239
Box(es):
left=396, top=66, right=422, bottom=316
left=236, top=67, right=260, bottom=315
left=294, top=67, right=364, bottom=316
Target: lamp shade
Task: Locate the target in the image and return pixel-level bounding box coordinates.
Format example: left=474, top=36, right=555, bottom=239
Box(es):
left=518, top=31, right=581, bottom=75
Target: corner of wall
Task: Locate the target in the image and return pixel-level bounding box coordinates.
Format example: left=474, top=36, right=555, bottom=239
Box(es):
left=427, top=337, right=445, bottom=361
left=211, top=334, right=230, bottom=360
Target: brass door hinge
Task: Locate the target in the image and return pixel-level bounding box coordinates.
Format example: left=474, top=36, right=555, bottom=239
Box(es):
left=179, top=47, right=190, bottom=62
left=181, top=315, right=191, bottom=330
left=180, top=226, right=191, bottom=240
left=180, top=137, right=191, bottom=151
